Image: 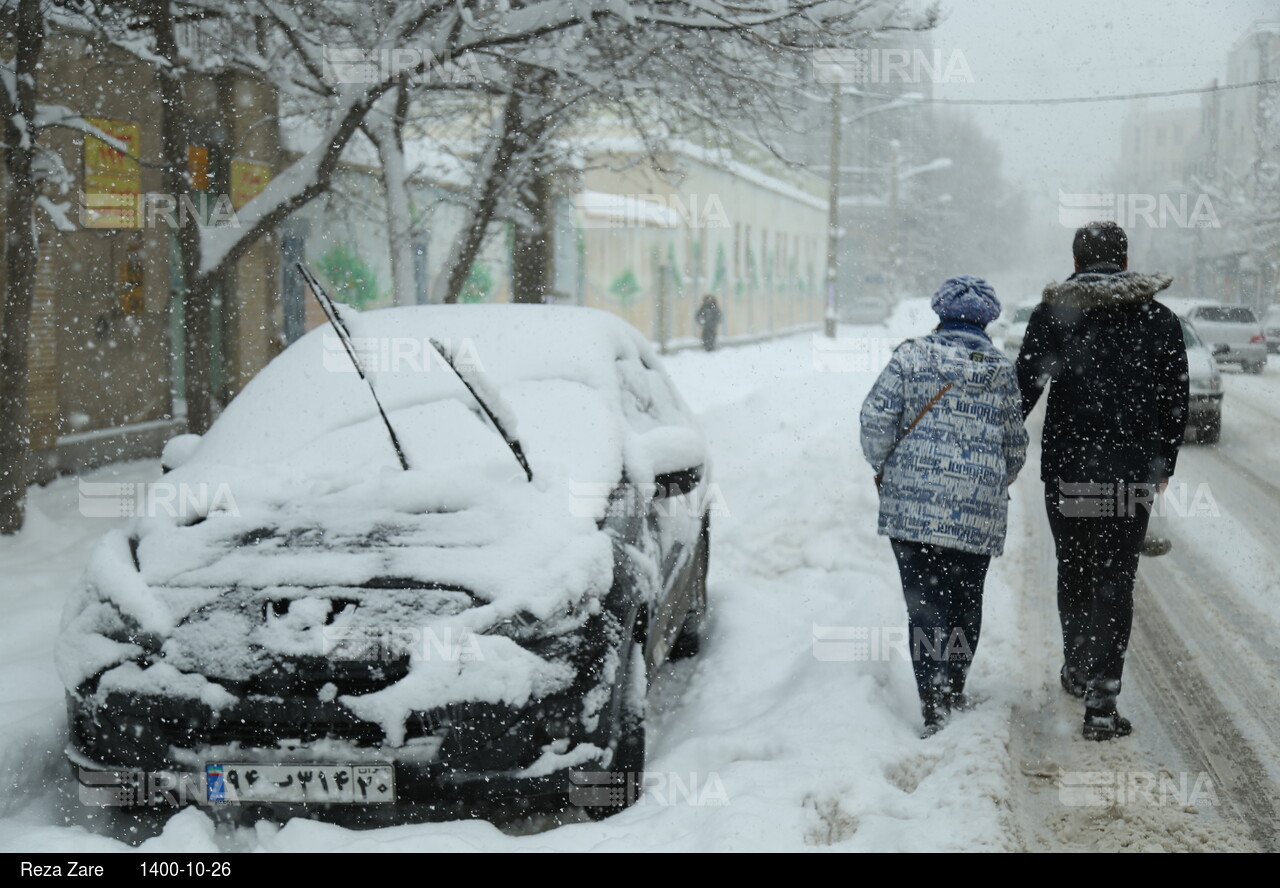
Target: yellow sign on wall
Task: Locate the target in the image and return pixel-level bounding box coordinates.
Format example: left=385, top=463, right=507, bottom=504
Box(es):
left=231, top=159, right=271, bottom=209
left=188, top=145, right=210, bottom=191
left=83, top=118, right=141, bottom=229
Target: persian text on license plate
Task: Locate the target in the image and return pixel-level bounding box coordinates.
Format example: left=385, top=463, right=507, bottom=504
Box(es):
left=205, top=763, right=395, bottom=804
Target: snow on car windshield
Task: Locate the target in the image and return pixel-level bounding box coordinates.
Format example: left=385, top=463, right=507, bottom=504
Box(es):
left=192, top=304, right=692, bottom=487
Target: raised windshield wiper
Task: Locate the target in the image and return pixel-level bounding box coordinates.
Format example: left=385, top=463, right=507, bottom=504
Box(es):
left=297, top=263, right=410, bottom=471
left=429, top=338, right=533, bottom=482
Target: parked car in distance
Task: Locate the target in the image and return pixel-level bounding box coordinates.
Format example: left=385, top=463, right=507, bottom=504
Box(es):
left=839, top=295, right=891, bottom=325
left=1263, top=304, right=1280, bottom=355
left=1183, top=304, right=1268, bottom=374
left=58, top=304, right=712, bottom=825
left=1001, top=305, right=1036, bottom=358
left=1180, top=317, right=1223, bottom=444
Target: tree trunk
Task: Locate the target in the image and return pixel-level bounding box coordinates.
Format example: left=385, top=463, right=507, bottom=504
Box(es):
left=0, top=0, right=46, bottom=534
left=367, top=82, right=417, bottom=306
left=152, top=0, right=215, bottom=433
left=511, top=169, right=555, bottom=303
left=441, top=90, right=526, bottom=304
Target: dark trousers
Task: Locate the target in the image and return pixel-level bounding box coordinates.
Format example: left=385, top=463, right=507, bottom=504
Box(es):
left=890, top=539, right=991, bottom=702
left=701, top=324, right=718, bottom=351
left=1043, top=481, right=1152, bottom=708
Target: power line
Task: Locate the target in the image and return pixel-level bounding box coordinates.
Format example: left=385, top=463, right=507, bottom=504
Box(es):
left=848, top=77, right=1280, bottom=106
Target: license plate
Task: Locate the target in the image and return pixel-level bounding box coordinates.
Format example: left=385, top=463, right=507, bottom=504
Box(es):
left=205, top=763, right=395, bottom=804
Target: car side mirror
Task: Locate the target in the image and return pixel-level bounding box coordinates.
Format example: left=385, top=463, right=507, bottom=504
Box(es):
left=653, top=465, right=703, bottom=499
left=633, top=426, right=707, bottom=497
left=161, top=433, right=202, bottom=472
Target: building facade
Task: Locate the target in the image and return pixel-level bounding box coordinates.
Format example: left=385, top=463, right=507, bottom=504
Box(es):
left=0, top=25, right=281, bottom=481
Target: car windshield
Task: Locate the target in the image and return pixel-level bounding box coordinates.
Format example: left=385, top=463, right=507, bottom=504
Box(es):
left=1195, top=306, right=1258, bottom=324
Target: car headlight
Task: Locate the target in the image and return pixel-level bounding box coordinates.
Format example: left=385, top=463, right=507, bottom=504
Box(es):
left=488, top=595, right=600, bottom=643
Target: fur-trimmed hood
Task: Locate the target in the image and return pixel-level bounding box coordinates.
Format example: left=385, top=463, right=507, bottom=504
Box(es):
left=1042, top=270, right=1173, bottom=311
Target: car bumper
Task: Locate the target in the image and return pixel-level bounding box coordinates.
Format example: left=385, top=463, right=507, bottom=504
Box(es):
left=1211, top=345, right=1267, bottom=365
left=1188, top=392, right=1223, bottom=420
left=65, top=689, right=612, bottom=821
left=67, top=744, right=606, bottom=824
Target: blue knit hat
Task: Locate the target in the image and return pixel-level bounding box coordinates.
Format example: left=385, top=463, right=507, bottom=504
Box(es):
left=931, top=275, right=1001, bottom=326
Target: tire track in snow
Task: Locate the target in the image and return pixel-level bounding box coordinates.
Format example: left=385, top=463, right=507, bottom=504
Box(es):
left=1128, top=573, right=1280, bottom=851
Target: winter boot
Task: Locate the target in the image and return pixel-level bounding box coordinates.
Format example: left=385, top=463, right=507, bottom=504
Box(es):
left=944, top=669, right=974, bottom=712
left=1083, top=708, right=1133, bottom=741
left=1060, top=664, right=1086, bottom=698
left=1082, top=679, right=1131, bottom=741
left=920, top=690, right=949, bottom=738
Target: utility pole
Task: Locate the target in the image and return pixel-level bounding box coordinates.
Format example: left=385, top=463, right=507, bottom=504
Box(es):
left=656, top=262, right=670, bottom=354
left=811, top=48, right=919, bottom=337
left=887, top=140, right=900, bottom=301
left=825, top=83, right=842, bottom=338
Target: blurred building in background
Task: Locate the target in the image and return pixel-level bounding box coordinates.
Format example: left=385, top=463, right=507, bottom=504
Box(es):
left=1187, top=21, right=1280, bottom=312
left=1115, top=103, right=1201, bottom=282
left=289, top=125, right=828, bottom=351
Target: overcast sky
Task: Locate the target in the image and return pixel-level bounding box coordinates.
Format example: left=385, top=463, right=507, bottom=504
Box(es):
left=920, top=0, right=1276, bottom=280
left=930, top=0, right=1275, bottom=185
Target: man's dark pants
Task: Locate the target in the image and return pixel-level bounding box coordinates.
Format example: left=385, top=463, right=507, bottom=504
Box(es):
left=1043, top=481, right=1153, bottom=709
left=890, top=539, right=991, bottom=702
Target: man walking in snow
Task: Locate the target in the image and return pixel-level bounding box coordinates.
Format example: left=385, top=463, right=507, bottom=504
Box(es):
left=1016, top=221, right=1188, bottom=741
left=696, top=294, right=722, bottom=351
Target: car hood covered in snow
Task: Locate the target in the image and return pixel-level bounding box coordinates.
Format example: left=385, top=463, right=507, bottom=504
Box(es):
left=57, top=305, right=704, bottom=743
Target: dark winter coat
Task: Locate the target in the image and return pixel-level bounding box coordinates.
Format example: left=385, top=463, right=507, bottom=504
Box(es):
left=1015, top=265, right=1189, bottom=484
left=696, top=298, right=721, bottom=329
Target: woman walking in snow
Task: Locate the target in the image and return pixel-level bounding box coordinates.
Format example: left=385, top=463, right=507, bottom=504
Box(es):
left=860, top=276, right=1029, bottom=737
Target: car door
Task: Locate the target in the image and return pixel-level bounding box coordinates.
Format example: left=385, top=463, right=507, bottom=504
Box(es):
left=616, top=355, right=708, bottom=666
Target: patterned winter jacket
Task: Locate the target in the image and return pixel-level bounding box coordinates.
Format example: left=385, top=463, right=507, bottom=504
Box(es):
left=860, top=326, right=1029, bottom=557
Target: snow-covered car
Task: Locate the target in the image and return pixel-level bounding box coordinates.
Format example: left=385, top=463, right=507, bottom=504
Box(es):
left=1181, top=317, right=1223, bottom=444
left=1263, top=304, right=1280, bottom=355
left=58, top=304, right=712, bottom=823
left=1184, top=304, right=1268, bottom=374
left=1000, top=304, right=1035, bottom=357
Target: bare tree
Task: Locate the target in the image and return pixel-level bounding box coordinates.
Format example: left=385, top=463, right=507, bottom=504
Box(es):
left=428, top=1, right=940, bottom=304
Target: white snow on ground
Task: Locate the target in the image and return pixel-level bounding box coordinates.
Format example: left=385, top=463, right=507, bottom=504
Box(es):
left=1, top=300, right=1275, bottom=851
left=0, top=461, right=162, bottom=827
left=1149, top=363, right=1280, bottom=641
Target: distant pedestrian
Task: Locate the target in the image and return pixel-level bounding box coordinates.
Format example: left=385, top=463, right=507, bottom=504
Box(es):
left=696, top=294, right=722, bottom=351
left=1015, top=221, right=1188, bottom=741
left=861, top=276, right=1028, bottom=737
